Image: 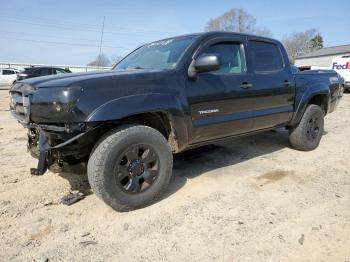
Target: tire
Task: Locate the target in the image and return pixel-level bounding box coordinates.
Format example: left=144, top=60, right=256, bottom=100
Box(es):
left=87, top=125, right=173, bottom=212
left=289, top=104, right=324, bottom=151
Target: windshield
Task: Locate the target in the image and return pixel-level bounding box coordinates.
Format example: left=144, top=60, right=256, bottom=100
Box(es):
left=114, top=36, right=196, bottom=70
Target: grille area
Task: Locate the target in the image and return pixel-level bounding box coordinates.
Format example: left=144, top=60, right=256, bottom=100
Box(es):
left=9, top=89, right=30, bottom=124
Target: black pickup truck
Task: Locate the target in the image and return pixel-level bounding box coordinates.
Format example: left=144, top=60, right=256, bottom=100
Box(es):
left=10, top=32, right=342, bottom=211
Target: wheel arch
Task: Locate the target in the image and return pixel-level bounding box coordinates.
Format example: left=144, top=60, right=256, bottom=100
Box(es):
left=290, top=84, right=330, bottom=126
left=86, top=94, right=188, bottom=152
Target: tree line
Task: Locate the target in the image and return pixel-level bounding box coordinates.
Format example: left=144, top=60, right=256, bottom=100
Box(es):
left=87, top=54, right=123, bottom=67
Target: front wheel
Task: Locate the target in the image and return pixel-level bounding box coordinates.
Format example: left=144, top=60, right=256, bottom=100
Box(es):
left=87, top=125, right=173, bottom=211
left=289, top=104, right=324, bottom=151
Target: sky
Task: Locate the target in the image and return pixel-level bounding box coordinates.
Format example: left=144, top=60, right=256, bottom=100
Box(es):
left=0, top=0, right=349, bottom=65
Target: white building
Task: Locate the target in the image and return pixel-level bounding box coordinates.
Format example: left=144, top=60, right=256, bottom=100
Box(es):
left=294, top=44, right=350, bottom=69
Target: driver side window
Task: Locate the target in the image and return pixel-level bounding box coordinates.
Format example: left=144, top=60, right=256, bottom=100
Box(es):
left=199, top=42, right=246, bottom=74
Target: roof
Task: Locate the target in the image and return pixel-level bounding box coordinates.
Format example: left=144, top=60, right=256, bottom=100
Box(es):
left=157, top=31, right=277, bottom=43
left=296, top=44, right=350, bottom=59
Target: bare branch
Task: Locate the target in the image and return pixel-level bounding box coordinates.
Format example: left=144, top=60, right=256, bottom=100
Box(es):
left=205, top=8, right=273, bottom=37
left=282, top=29, right=323, bottom=63
left=87, top=53, right=111, bottom=67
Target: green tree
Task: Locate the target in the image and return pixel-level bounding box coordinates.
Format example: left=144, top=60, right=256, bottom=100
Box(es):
left=310, top=34, right=324, bottom=50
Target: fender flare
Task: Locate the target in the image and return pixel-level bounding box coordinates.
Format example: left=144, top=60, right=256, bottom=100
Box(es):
left=290, top=82, right=330, bottom=126
left=86, top=93, right=189, bottom=150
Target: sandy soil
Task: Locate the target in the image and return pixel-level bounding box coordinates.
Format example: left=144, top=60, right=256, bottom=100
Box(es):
left=0, top=89, right=349, bottom=261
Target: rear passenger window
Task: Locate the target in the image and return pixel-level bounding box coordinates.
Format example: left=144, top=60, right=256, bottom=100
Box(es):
left=36, top=68, right=52, bottom=75
left=199, top=42, right=246, bottom=74
left=250, top=41, right=284, bottom=72
left=54, top=68, right=66, bottom=74
left=2, top=70, right=14, bottom=75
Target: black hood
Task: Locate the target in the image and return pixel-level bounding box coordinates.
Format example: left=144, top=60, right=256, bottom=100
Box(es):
left=21, top=69, right=167, bottom=88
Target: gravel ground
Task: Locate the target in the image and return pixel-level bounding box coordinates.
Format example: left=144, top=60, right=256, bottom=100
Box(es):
left=0, top=89, right=349, bottom=261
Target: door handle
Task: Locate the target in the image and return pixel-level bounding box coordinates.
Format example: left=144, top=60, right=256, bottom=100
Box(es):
left=283, top=80, right=291, bottom=87
left=240, top=82, right=253, bottom=89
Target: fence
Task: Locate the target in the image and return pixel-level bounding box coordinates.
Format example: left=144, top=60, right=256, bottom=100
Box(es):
left=0, top=62, right=112, bottom=73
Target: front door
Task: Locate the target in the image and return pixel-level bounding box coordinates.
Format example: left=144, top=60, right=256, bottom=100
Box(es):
left=186, top=37, right=254, bottom=144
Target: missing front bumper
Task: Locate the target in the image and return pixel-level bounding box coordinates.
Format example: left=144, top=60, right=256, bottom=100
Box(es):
left=30, top=130, right=49, bottom=176
left=29, top=124, right=89, bottom=176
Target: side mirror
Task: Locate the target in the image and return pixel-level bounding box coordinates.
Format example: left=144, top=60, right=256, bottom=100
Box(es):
left=194, top=55, right=221, bottom=73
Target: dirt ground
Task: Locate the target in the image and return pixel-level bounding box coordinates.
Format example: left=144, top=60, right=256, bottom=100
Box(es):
left=0, top=89, right=349, bottom=262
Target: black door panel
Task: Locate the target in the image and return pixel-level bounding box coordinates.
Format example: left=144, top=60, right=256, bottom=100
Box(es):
left=188, top=73, right=253, bottom=142
left=250, top=73, right=294, bottom=129
left=186, top=37, right=255, bottom=143
left=247, top=39, right=295, bottom=129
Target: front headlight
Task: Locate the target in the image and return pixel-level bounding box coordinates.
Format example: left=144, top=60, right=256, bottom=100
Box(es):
left=30, top=86, right=83, bottom=122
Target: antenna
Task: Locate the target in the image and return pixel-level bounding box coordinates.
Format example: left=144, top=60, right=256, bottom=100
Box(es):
left=98, top=16, right=106, bottom=67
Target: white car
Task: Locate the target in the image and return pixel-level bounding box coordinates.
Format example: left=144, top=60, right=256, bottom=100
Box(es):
left=0, top=68, right=19, bottom=87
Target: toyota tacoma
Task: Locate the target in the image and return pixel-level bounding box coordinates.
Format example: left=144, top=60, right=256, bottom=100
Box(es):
left=10, top=32, right=342, bottom=211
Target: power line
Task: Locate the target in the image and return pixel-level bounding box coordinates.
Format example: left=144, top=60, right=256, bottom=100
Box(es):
left=0, top=16, right=162, bottom=38
left=0, top=17, right=109, bottom=33
left=0, top=36, right=133, bottom=50
left=0, top=30, right=143, bottom=45
left=0, top=14, right=169, bottom=35
left=0, top=30, right=100, bottom=43
left=0, top=12, right=102, bottom=29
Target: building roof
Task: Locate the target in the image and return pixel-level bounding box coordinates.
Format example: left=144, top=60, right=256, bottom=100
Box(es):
left=296, top=44, right=350, bottom=59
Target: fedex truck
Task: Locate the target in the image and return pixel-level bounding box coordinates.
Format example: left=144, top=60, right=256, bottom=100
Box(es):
left=331, top=55, right=350, bottom=91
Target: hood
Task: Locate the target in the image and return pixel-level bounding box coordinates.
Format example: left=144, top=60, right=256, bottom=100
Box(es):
left=21, top=69, right=167, bottom=88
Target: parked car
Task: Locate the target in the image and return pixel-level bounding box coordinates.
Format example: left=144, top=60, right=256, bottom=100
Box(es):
left=10, top=32, right=343, bottom=211
left=0, top=68, right=19, bottom=86
left=17, top=67, right=71, bottom=81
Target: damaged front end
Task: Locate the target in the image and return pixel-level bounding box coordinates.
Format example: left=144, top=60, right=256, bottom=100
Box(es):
left=9, top=82, right=99, bottom=175
left=27, top=122, right=97, bottom=175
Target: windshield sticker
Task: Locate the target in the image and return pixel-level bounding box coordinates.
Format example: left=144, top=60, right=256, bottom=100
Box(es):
left=148, top=39, right=174, bottom=48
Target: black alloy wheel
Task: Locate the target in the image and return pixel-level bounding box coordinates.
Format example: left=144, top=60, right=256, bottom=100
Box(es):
left=88, top=125, right=173, bottom=211
left=115, top=144, right=159, bottom=194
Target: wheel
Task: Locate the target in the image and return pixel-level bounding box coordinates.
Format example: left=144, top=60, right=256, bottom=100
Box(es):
left=289, top=104, right=324, bottom=151
left=87, top=125, right=173, bottom=211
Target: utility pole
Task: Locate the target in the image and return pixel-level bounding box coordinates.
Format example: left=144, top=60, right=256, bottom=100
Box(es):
left=98, top=16, right=105, bottom=67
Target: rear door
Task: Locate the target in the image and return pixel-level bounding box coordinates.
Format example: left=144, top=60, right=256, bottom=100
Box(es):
left=186, top=36, right=254, bottom=143
left=247, top=39, right=295, bottom=129
left=34, top=68, right=52, bottom=77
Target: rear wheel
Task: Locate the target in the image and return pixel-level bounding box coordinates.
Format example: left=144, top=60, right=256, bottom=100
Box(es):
left=88, top=125, right=173, bottom=211
left=289, top=104, right=324, bottom=151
